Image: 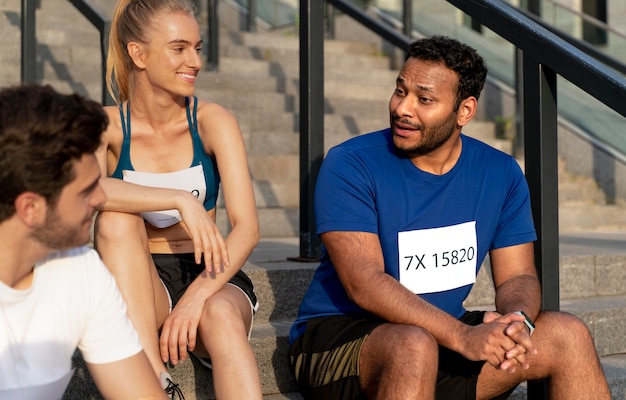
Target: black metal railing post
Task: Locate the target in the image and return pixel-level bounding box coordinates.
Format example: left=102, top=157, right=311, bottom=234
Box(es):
left=522, top=52, right=559, bottom=400
left=522, top=58, right=560, bottom=315
left=68, top=0, right=111, bottom=104
left=402, top=0, right=412, bottom=37
left=291, top=0, right=325, bottom=261
left=527, top=0, right=541, bottom=16
left=514, top=48, right=524, bottom=157
left=21, top=0, right=38, bottom=84
left=247, top=0, right=257, bottom=32
left=101, top=20, right=114, bottom=106
left=207, top=0, right=219, bottom=71
left=326, top=3, right=335, bottom=39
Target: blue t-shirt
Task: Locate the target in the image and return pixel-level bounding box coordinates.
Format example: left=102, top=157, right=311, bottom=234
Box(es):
left=289, top=128, right=537, bottom=343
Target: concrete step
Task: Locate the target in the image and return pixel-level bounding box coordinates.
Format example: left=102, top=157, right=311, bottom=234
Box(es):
left=64, top=352, right=626, bottom=399
left=64, top=321, right=296, bottom=399
left=0, top=5, right=24, bottom=88
left=198, top=88, right=295, bottom=114
left=39, top=78, right=103, bottom=103
left=216, top=207, right=298, bottom=238
left=245, top=181, right=299, bottom=209
left=560, top=204, right=626, bottom=232
left=215, top=49, right=398, bottom=83
left=467, top=251, right=626, bottom=306
left=197, top=67, right=393, bottom=116
left=196, top=71, right=284, bottom=93
left=559, top=181, right=607, bottom=205
left=234, top=30, right=380, bottom=56
left=219, top=40, right=389, bottom=68
left=237, top=115, right=384, bottom=153
left=64, top=234, right=626, bottom=399
left=242, top=236, right=626, bottom=356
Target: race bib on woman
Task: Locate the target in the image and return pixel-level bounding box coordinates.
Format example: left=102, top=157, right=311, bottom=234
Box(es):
left=123, top=165, right=206, bottom=228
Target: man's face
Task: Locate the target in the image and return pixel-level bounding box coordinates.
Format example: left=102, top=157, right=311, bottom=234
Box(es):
left=31, top=154, right=106, bottom=249
left=389, top=58, right=461, bottom=157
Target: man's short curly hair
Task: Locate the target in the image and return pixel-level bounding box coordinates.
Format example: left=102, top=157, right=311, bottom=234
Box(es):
left=0, top=84, right=108, bottom=222
left=405, top=36, right=488, bottom=111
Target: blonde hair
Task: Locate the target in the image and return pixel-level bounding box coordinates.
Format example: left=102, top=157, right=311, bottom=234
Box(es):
left=106, top=0, right=197, bottom=103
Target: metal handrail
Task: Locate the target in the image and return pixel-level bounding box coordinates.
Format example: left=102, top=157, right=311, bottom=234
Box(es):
left=449, top=0, right=626, bottom=117
left=67, top=0, right=111, bottom=105
left=507, top=5, right=626, bottom=76
left=20, top=0, right=110, bottom=104
left=541, top=0, right=626, bottom=41
left=327, top=0, right=410, bottom=50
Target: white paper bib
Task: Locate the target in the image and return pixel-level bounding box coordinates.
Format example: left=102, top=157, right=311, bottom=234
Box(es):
left=123, top=165, right=207, bottom=228
left=398, top=221, right=477, bottom=294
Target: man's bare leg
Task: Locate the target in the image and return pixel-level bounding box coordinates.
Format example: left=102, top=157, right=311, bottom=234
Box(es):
left=359, top=324, right=438, bottom=400
left=476, top=311, right=610, bottom=400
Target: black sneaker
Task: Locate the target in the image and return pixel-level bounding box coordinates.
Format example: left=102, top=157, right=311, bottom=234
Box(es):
left=160, top=372, right=185, bottom=400
left=164, top=377, right=185, bottom=400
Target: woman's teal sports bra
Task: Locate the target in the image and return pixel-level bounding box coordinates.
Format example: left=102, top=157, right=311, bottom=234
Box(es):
left=111, top=97, right=220, bottom=216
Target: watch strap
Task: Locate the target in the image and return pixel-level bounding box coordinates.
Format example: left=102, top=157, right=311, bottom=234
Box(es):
left=514, top=310, right=535, bottom=336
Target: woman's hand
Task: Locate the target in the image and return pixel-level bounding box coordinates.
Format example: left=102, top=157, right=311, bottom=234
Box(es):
left=159, top=291, right=204, bottom=365
left=176, top=191, right=230, bottom=273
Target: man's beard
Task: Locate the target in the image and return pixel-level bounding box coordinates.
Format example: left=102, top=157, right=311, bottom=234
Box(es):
left=394, top=111, right=458, bottom=156
left=30, top=207, right=91, bottom=250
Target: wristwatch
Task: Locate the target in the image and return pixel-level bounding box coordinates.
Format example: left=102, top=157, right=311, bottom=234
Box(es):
left=514, top=310, right=535, bottom=336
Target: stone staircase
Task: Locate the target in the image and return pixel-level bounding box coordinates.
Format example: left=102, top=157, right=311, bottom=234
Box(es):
left=3, top=1, right=626, bottom=398
left=200, top=26, right=396, bottom=238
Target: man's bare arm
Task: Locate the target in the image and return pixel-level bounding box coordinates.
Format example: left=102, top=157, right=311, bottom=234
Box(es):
left=323, top=230, right=519, bottom=366
left=491, top=242, right=541, bottom=320
left=488, top=242, right=541, bottom=372
left=87, top=351, right=167, bottom=399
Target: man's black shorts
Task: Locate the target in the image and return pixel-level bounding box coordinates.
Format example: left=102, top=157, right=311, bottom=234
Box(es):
left=288, top=311, right=518, bottom=400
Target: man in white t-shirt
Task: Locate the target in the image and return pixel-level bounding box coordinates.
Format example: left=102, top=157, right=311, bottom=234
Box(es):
left=0, top=84, right=168, bottom=399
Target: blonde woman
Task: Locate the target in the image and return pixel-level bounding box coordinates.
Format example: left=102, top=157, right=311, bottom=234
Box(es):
left=94, top=1, right=262, bottom=398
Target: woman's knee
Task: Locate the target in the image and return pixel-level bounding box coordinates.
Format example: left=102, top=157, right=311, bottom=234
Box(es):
left=95, top=211, right=145, bottom=245
left=201, top=287, right=250, bottom=330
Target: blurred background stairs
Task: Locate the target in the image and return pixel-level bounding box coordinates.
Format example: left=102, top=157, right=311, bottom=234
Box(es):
left=2, top=0, right=626, bottom=398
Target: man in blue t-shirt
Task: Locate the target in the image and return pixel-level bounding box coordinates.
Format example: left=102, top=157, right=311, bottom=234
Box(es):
left=288, top=36, right=609, bottom=400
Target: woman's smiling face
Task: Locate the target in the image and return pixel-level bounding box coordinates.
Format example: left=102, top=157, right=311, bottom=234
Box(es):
left=138, top=11, right=203, bottom=97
